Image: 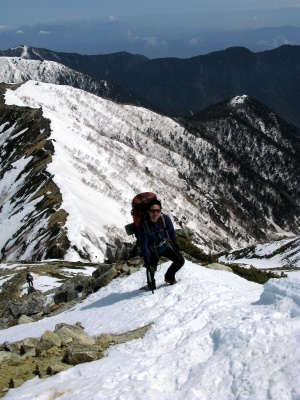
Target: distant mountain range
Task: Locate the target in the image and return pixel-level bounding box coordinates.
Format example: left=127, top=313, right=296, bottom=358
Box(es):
left=1, top=44, right=299, bottom=128
left=0, top=22, right=299, bottom=58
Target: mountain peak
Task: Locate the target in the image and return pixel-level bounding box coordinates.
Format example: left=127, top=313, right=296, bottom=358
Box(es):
left=229, top=95, right=249, bottom=107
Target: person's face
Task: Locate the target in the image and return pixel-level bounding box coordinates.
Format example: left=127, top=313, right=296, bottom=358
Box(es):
left=148, top=205, right=161, bottom=223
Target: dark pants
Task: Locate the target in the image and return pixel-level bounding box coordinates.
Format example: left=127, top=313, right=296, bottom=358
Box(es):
left=148, top=246, right=185, bottom=283
left=27, top=280, right=33, bottom=287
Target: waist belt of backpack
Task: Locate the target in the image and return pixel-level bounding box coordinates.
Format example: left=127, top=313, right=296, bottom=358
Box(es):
left=150, top=238, right=167, bottom=250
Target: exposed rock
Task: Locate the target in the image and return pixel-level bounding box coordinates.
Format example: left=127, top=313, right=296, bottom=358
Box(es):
left=18, top=315, right=35, bottom=324
left=53, top=275, right=92, bottom=304
left=9, top=377, right=25, bottom=389
left=21, top=337, right=40, bottom=354
left=63, top=344, right=103, bottom=365
left=0, top=318, right=9, bottom=330
left=1, top=341, right=21, bottom=353
left=46, top=301, right=78, bottom=317
left=95, top=333, right=112, bottom=349
left=91, top=264, right=118, bottom=292
left=43, top=303, right=61, bottom=315
left=177, top=227, right=195, bottom=241
left=1, top=291, right=47, bottom=320
left=46, top=362, right=72, bottom=375
left=109, top=323, right=153, bottom=345
left=54, top=323, right=95, bottom=346
left=40, top=330, right=62, bottom=348
left=35, top=330, right=63, bottom=356
left=127, top=256, right=143, bottom=267
left=35, top=342, right=54, bottom=357
left=206, top=263, right=233, bottom=272
left=106, top=243, right=136, bottom=263
left=0, top=351, right=19, bottom=363
left=0, top=322, right=153, bottom=395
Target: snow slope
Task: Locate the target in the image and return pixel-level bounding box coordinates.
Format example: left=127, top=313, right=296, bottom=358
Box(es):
left=220, top=236, right=300, bottom=269
left=3, top=80, right=232, bottom=261
left=2, top=80, right=299, bottom=263
left=1, top=261, right=299, bottom=400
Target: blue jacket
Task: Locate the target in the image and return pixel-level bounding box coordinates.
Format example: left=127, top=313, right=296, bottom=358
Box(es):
left=138, top=213, right=178, bottom=266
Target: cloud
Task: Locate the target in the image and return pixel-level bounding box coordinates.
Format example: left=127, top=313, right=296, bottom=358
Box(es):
left=109, top=16, right=118, bottom=22
left=0, top=25, right=15, bottom=32
left=127, top=30, right=140, bottom=42
left=127, top=31, right=167, bottom=48
left=39, top=30, right=51, bottom=35
left=143, top=37, right=168, bottom=48
left=189, top=38, right=198, bottom=45
left=16, top=30, right=24, bottom=34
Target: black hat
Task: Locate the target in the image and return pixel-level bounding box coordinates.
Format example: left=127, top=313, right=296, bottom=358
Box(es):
left=147, top=198, right=162, bottom=209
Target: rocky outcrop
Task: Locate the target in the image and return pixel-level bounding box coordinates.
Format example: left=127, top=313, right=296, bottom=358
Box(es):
left=91, top=264, right=118, bottom=292
left=0, top=322, right=152, bottom=395
left=53, top=275, right=93, bottom=304
left=1, top=291, right=47, bottom=320
left=0, top=259, right=142, bottom=330
left=63, top=344, right=103, bottom=365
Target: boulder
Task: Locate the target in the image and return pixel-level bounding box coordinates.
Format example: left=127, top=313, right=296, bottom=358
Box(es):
left=21, top=337, right=40, bottom=354
left=46, top=362, right=72, bottom=375
left=91, top=264, right=118, bottom=292
left=106, top=243, right=134, bottom=263
left=63, top=344, right=103, bottom=365
left=1, top=341, right=22, bottom=353
left=54, top=323, right=95, bottom=346
left=95, top=333, right=112, bottom=349
left=0, top=351, right=18, bottom=363
left=18, top=315, right=35, bottom=324
left=0, top=318, right=10, bottom=330
left=40, top=330, right=62, bottom=348
left=35, top=341, right=56, bottom=357
left=53, top=275, right=92, bottom=305
left=45, top=301, right=77, bottom=316
left=1, top=292, right=47, bottom=320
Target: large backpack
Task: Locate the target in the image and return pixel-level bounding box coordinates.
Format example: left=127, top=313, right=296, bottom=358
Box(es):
left=125, top=192, right=157, bottom=237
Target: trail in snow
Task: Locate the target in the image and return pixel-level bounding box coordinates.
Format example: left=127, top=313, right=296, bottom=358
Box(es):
left=1, top=261, right=299, bottom=400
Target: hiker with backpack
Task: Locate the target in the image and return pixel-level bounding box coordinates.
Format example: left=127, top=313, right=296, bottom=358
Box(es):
left=137, top=198, right=185, bottom=291
left=26, top=272, right=33, bottom=287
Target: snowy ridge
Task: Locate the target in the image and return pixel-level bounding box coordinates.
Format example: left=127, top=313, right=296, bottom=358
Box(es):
left=220, top=235, right=300, bottom=269
left=0, top=56, right=88, bottom=84
left=0, top=57, right=153, bottom=110
left=1, top=79, right=299, bottom=262
left=3, top=81, right=227, bottom=261
left=0, top=260, right=299, bottom=399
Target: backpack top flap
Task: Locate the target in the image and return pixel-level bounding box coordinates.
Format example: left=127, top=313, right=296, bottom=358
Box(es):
left=131, top=192, right=157, bottom=226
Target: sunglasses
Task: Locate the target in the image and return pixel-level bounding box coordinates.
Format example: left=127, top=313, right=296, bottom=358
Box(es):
left=149, top=209, right=161, bottom=214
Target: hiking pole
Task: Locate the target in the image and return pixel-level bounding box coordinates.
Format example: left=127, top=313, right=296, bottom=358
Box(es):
left=146, top=267, right=155, bottom=294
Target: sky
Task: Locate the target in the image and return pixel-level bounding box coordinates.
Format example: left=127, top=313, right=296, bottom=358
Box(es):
left=0, top=259, right=299, bottom=399
left=1, top=0, right=300, bottom=57
left=2, top=0, right=300, bottom=28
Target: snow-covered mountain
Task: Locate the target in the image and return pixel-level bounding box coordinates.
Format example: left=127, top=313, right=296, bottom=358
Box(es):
left=0, top=78, right=299, bottom=263
left=0, top=56, right=159, bottom=112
